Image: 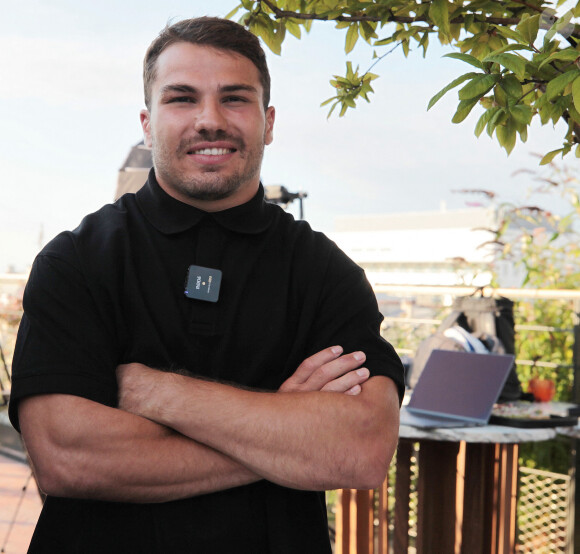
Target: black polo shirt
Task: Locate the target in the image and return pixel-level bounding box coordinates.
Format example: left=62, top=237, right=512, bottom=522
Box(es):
left=10, top=170, right=404, bottom=554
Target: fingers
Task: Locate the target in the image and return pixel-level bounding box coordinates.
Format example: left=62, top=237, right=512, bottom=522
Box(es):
left=303, top=351, right=366, bottom=392
left=279, top=347, right=369, bottom=393
left=320, top=367, right=370, bottom=394
left=288, top=345, right=344, bottom=385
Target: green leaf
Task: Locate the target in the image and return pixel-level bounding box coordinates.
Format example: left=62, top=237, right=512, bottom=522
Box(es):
left=224, top=5, right=241, bottom=20
left=496, top=121, right=517, bottom=154
left=568, top=103, right=580, bottom=124
left=500, top=75, right=523, bottom=100
left=540, top=149, right=563, bottom=165
left=492, top=25, right=526, bottom=44
left=546, top=70, right=580, bottom=100
left=373, top=36, right=395, bottom=46
left=483, top=53, right=527, bottom=80
left=538, top=48, right=580, bottom=69
left=249, top=17, right=284, bottom=55
left=458, top=73, right=500, bottom=101
left=474, top=108, right=498, bottom=137
left=495, top=83, right=508, bottom=108
left=427, top=72, right=479, bottom=110
left=516, top=14, right=540, bottom=45
left=488, top=44, right=535, bottom=56
left=444, top=52, right=484, bottom=70
left=488, top=108, right=506, bottom=136
left=430, top=0, right=450, bottom=39
left=419, top=32, right=429, bottom=57
left=452, top=98, right=479, bottom=123
left=537, top=97, right=555, bottom=125
left=345, top=61, right=355, bottom=80
left=285, top=19, right=302, bottom=39
left=360, top=20, right=378, bottom=42
left=571, top=75, right=580, bottom=113
left=345, top=24, right=359, bottom=54
left=510, top=104, right=533, bottom=125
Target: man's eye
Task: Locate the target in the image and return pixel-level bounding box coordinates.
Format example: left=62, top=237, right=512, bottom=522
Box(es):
left=224, top=96, right=248, bottom=103
left=169, top=96, right=195, bottom=103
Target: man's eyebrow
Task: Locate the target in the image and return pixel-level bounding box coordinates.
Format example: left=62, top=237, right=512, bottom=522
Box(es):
left=159, top=83, right=259, bottom=98
left=219, top=84, right=259, bottom=95
left=159, top=84, right=197, bottom=96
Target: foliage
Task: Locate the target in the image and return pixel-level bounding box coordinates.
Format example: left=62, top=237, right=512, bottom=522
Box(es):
left=228, top=0, right=580, bottom=160
left=489, top=163, right=580, bottom=396
left=486, top=162, right=580, bottom=472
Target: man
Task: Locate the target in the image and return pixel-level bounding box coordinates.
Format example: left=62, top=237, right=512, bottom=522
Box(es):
left=9, top=17, right=404, bottom=553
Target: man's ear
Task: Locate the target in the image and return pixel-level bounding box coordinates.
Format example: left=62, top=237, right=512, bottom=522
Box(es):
left=140, top=109, right=153, bottom=148
left=265, top=106, right=275, bottom=146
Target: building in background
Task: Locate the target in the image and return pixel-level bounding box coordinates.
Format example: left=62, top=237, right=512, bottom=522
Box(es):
left=328, top=206, right=526, bottom=318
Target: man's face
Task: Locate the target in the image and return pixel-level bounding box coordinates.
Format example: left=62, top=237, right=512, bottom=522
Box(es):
left=141, top=42, right=275, bottom=211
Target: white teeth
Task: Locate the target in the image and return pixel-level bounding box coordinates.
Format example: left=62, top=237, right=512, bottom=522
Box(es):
left=193, top=147, right=233, bottom=155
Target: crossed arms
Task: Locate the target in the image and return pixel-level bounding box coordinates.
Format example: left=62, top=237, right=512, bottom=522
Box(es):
left=19, top=346, right=400, bottom=503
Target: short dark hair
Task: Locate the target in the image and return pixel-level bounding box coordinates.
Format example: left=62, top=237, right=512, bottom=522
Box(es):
left=143, top=17, right=271, bottom=110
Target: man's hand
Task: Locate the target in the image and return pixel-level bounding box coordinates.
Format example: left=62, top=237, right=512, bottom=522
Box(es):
left=279, top=346, right=369, bottom=395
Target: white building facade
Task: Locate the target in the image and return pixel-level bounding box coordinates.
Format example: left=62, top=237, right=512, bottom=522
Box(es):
left=328, top=206, right=524, bottom=290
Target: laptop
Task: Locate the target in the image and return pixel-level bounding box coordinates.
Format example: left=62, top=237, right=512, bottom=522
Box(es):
left=400, top=349, right=515, bottom=429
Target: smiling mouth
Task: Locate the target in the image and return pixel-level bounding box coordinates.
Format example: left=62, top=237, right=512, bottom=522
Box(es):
left=188, top=147, right=236, bottom=156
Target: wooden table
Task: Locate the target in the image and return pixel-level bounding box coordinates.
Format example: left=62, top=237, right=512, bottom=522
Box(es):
left=335, top=423, right=556, bottom=554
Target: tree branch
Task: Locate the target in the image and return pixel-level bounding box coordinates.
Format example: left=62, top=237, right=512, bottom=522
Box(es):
left=257, top=0, right=579, bottom=39
left=258, top=1, right=521, bottom=26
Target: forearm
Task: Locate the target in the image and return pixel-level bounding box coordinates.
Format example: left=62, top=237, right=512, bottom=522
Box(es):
left=19, top=394, right=260, bottom=503
left=129, top=374, right=399, bottom=491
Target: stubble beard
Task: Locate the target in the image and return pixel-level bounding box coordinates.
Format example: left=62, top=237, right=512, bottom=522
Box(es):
left=152, top=131, right=266, bottom=202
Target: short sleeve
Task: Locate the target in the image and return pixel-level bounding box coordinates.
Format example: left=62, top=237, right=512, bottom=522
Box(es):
left=9, top=236, right=119, bottom=431
left=306, top=245, right=405, bottom=403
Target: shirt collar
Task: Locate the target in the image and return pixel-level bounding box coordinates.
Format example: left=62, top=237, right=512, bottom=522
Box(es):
left=136, top=168, right=275, bottom=235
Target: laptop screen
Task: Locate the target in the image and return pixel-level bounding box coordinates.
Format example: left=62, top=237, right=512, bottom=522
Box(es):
left=408, top=349, right=515, bottom=422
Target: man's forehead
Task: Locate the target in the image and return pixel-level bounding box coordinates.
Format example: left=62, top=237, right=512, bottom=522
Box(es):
left=154, top=42, right=260, bottom=84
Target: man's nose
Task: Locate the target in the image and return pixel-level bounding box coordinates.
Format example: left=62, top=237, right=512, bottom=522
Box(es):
left=193, top=100, right=228, bottom=133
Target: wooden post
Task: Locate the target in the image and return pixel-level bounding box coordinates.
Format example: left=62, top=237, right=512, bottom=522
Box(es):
left=378, top=477, right=389, bottom=554
left=394, top=440, right=413, bottom=554
left=572, top=318, right=580, bottom=554
left=416, top=440, right=460, bottom=553
left=353, top=489, right=374, bottom=554
left=461, top=443, right=495, bottom=554
left=335, top=489, right=350, bottom=554
left=334, top=488, right=373, bottom=554
left=490, top=443, right=518, bottom=554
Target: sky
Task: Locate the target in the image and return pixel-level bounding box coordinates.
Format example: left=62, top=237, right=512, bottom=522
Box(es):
left=0, top=0, right=572, bottom=272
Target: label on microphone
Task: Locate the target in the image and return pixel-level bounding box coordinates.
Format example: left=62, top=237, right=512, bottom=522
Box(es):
left=185, top=265, right=222, bottom=303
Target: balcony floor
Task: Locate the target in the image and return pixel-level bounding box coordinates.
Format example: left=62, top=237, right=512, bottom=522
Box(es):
left=0, top=453, right=41, bottom=553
